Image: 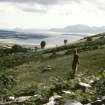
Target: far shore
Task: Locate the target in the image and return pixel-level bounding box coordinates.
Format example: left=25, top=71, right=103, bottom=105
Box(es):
left=0, top=36, right=86, bottom=49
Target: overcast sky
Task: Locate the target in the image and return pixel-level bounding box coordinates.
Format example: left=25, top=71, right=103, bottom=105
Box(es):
left=0, top=0, right=105, bottom=29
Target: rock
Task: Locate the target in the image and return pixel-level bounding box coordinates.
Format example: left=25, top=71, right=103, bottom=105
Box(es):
left=8, top=96, right=15, bottom=101
left=102, top=96, right=105, bottom=100
left=89, top=80, right=94, bottom=84
left=34, top=94, right=39, bottom=97
left=41, top=65, right=52, bottom=73
left=49, top=95, right=62, bottom=101
left=47, top=65, right=52, bottom=70
left=86, top=103, right=91, bottom=105
left=44, top=94, right=62, bottom=105
left=43, top=100, right=56, bottom=105
left=79, top=82, right=91, bottom=88
left=102, top=96, right=105, bottom=104
left=62, top=91, right=72, bottom=94
left=64, top=101, right=83, bottom=105
left=91, top=99, right=102, bottom=105
left=15, top=96, right=32, bottom=102
left=74, top=82, right=91, bottom=92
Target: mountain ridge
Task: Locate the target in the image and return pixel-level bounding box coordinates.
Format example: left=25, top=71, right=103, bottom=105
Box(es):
left=50, top=24, right=105, bottom=33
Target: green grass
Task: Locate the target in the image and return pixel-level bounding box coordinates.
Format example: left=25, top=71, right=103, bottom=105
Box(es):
left=1, top=33, right=105, bottom=99
left=4, top=47, right=105, bottom=95
left=0, top=33, right=105, bottom=105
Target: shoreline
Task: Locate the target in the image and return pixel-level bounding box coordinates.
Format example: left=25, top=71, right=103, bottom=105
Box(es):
left=0, top=35, right=84, bottom=49
left=0, top=39, right=81, bottom=49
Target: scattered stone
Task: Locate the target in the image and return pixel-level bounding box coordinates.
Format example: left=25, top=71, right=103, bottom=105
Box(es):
left=47, top=65, right=52, bottom=70
left=8, top=96, right=15, bottom=101
left=102, top=96, right=105, bottom=104
left=43, top=94, right=62, bottom=105
left=91, top=99, right=102, bottom=105
left=41, top=65, right=52, bottom=73
left=89, top=80, right=94, bottom=84
left=79, top=82, right=91, bottom=88
left=62, top=90, right=72, bottom=94
left=64, top=101, right=83, bottom=105
left=34, top=94, right=39, bottom=97
left=15, top=96, right=32, bottom=102
left=43, top=100, right=56, bottom=105
left=102, top=96, right=105, bottom=100
left=49, top=95, right=62, bottom=102
left=75, top=82, right=91, bottom=92
left=86, top=103, right=91, bottom=105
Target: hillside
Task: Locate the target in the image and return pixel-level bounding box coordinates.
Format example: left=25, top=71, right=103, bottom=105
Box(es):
left=0, top=33, right=105, bottom=105
left=8, top=48, right=105, bottom=92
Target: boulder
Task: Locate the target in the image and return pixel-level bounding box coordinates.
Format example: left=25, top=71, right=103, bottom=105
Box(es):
left=43, top=94, right=62, bottom=105
left=64, top=101, right=83, bottom=105
left=15, top=96, right=32, bottom=102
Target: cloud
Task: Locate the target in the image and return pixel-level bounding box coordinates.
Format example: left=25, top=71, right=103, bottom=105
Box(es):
left=0, top=0, right=81, bottom=5
left=83, top=0, right=105, bottom=11
left=0, top=0, right=58, bottom=13
left=0, top=0, right=82, bottom=13
left=0, top=0, right=104, bottom=14
left=0, top=0, right=105, bottom=29
left=0, top=0, right=104, bottom=7
left=21, top=7, right=46, bottom=13
left=14, top=3, right=47, bottom=13
left=95, top=0, right=105, bottom=11
left=0, top=0, right=61, bottom=5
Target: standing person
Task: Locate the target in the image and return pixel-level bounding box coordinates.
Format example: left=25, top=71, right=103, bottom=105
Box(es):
left=72, top=49, right=79, bottom=78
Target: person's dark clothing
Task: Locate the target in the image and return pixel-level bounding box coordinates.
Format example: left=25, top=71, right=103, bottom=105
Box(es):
left=72, top=54, right=79, bottom=78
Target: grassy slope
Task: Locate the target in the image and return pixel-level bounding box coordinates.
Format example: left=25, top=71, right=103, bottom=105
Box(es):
left=1, top=33, right=105, bottom=96
left=6, top=47, right=105, bottom=95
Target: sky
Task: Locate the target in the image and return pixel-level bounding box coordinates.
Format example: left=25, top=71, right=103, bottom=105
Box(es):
left=0, top=0, right=105, bottom=29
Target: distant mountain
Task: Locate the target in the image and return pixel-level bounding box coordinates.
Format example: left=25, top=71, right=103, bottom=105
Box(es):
left=0, top=30, right=48, bottom=40
left=1, top=24, right=105, bottom=46
left=50, top=24, right=105, bottom=34
left=13, top=24, right=105, bottom=35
